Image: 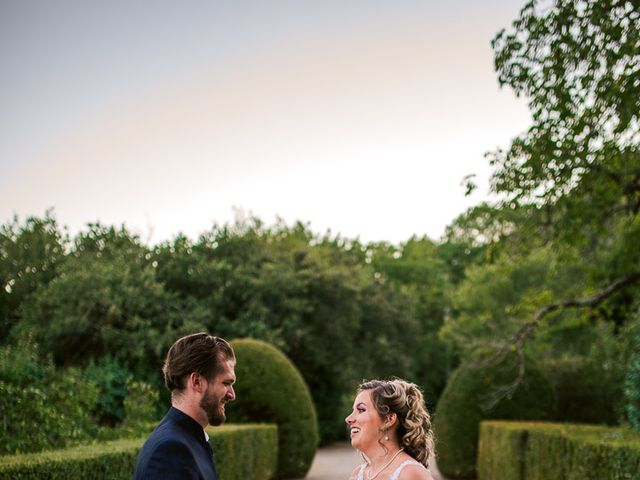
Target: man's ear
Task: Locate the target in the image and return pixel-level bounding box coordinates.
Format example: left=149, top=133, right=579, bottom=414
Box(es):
left=188, top=372, right=206, bottom=393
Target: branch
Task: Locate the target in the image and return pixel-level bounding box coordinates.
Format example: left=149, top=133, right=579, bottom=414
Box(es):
left=483, top=272, right=640, bottom=410
left=511, top=271, right=640, bottom=349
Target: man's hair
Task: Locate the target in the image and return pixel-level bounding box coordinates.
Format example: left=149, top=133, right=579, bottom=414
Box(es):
left=162, top=332, right=235, bottom=392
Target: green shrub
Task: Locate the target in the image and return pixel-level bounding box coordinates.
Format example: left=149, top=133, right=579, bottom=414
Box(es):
left=228, top=338, right=318, bottom=479
left=625, top=324, right=640, bottom=429
left=208, top=424, right=278, bottom=480
left=478, top=421, right=640, bottom=480
left=543, top=355, right=621, bottom=425
left=0, top=342, right=98, bottom=454
left=0, top=438, right=142, bottom=480
left=0, top=424, right=277, bottom=480
left=122, top=380, right=159, bottom=434
left=84, top=356, right=132, bottom=426
left=477, top=421, right=528, bottom=480
left=434, top=349, right=556, bottom=479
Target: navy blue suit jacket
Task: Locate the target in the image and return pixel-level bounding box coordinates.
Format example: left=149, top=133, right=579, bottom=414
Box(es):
left=134, top=407, right=218, bottom=480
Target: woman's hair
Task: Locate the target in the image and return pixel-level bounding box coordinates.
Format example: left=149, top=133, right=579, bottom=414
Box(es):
left=358, top=378, right=435, bottom=466
left=163, top=332, right=235, bottom=392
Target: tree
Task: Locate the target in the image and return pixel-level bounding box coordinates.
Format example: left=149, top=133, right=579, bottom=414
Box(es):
left=0, top=212, right=68, bottom=342
left=369, top=237, right=456, bottom=404
left=484, top=0, right=640, bottom=339
left=440, top=1, right=640, bottom=414
left=490, top=0, right=639, bottom=224
left=13, top=224, right=171, bottom=375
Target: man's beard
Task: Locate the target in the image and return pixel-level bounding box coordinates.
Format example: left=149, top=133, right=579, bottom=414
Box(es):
left=201, top=390, right=227, bottom=426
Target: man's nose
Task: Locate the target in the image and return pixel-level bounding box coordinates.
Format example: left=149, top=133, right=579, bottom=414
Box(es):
left=227, top=386, right=236, bottom=401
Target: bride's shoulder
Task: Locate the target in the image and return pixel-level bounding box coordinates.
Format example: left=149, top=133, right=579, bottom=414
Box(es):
left=397, top=462, right=434, bottom=480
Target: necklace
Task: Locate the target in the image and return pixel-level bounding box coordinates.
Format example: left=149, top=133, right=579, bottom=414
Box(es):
left=366, top=448, right=404, bottom=480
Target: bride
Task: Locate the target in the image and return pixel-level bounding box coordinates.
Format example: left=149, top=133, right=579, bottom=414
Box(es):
left=345, top=379, right=435, bottom=480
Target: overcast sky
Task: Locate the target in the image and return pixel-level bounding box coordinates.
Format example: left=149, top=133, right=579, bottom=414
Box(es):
left=0, top=0, right=531, bottom=245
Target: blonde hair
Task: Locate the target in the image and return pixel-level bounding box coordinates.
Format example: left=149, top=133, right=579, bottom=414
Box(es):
left=358, top=378, right=435, bottom=466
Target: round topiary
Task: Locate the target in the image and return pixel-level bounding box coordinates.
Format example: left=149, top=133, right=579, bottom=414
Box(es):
left=227, top=338, right=319, bottom=479
left=434, top=349, right=556, bottom=479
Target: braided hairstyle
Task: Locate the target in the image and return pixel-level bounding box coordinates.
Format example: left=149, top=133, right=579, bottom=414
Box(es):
left=358, top=378, right=435, bottom=466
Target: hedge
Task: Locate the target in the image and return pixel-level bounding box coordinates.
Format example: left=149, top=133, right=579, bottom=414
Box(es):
left=0, top=423, right=277, bottom=480
left=228, top=338, right=318, bottom=479
left=434, top=350, right=556, bottom=479
left=478, top=421, right=640, bottom=480
left=208, top=424, right=278, bottom=480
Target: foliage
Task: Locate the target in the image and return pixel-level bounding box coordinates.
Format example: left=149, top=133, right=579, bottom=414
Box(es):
left=478, top=421, right=640, bottom=480
left=0, top=341, right=98, bottom=455
left=122, top=381, right=160, bottom=434
left=490, top=0, right=639, bottom=223
left=455, top=0, right=640, bottom=379
left=0, top=424, right=277, bottom=480
left=369, top=237, right=455, bottom=404
left=0, top=437, right=143, bottom=480
left=442, top=245, right=587, bottom=354
left=84, top=356, right=132, bottom=426
left=0, top=213, right=447, bottom=445
left=477, top=421, right=528, bottom=480
left=0, top=212, right=67, bottom=342
left=434, top=349, right=556, bottom=479
left=227, top=338, right=318, bottom=479
left=542, top=321, right=631, bottom=425
left=207, top=424, right=278, bottom=480
left=12, top=225, right=171, bottom=373
left=543, top=356, right=621, bottom=425
left=625, top=312, right=640, bottom=428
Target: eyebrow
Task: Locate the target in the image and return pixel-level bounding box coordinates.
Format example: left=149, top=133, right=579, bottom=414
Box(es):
left=356, top=402, right=367, bottom=408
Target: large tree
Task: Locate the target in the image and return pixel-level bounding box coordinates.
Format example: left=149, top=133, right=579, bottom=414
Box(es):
left=490, top=0, right=639, bottom=219
left=486, top=0, right=640, bottom=336
left=444, top=0, right=640, bottom=411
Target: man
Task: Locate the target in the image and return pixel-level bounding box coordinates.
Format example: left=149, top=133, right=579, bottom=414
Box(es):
left=134, top=333, right=236, bottom=479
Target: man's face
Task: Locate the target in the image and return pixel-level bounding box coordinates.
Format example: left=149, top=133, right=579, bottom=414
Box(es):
left=200, top=358, right=236, bottom=426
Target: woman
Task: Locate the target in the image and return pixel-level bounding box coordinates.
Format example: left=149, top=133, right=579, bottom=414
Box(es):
left=345, top=379, right=435, bottom=480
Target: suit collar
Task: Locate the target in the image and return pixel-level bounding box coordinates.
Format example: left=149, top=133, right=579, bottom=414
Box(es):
left=168, top=406, right=209, bottom=445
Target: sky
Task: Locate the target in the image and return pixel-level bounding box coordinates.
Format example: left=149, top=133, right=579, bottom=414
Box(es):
left=0, top=0, right=532, bottom=246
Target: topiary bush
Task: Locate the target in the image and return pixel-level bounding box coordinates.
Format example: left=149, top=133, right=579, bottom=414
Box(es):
left=478, top=421, right=640, bottom=480
left=434, top=349, right=556, bottom=479
left=227, top=338, right=318, bottom=479
left=0, top=425, right=277, bottom=480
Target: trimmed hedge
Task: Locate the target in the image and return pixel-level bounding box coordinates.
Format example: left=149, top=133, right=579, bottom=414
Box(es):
left=228, top=338, right=319, bottom=479
left=434, top=350, right=556, bottom=479
left=0, top=424, right=277, bottom=480
left=478, top=421, right=640, bottom=480
left=0, top=438, right=141, bottom=479
left=208, top=424, right=278, bottom=480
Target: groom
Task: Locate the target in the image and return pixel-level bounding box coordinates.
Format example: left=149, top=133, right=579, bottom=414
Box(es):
left=134, top=333, right=236, bottom=479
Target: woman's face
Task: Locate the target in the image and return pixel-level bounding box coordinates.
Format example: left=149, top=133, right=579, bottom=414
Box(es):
left=345, top=389, right=384, bottom=452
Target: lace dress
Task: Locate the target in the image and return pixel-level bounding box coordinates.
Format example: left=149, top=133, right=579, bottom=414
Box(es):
left=355, top=460, right=427, bottom=480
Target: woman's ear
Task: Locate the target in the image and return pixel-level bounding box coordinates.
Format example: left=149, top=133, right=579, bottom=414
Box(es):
left=385, top=412, right=398, bottom=428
